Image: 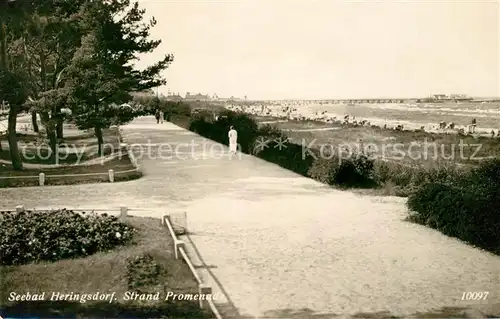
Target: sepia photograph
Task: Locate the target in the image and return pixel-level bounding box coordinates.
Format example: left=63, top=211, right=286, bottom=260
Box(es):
left=0, top=0, right=499, bottom=318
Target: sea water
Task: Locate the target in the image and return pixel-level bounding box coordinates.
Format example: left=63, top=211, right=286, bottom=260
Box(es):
left=249, top=101, right=500, bottom=132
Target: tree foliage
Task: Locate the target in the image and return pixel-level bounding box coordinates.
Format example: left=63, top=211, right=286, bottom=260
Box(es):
left=131, top=94, right=191, bottom=117
left=0, top=0, right=172, bottom=165
left=64, top=0, right=172, bottom=153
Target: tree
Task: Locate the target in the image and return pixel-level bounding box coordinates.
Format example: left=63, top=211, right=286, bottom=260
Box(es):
left=66, top=0, right=173, bottom=155
left=0, top=0, right=33, bottom=170
left=20, top=2, right=84, bottom=143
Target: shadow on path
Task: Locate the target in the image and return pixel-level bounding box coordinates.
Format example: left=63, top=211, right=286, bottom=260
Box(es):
left=0, top=300, right=210, bottom=318
left=2, top=302, right=493, bottom=318
left=185, top=232, right=244, bottom=318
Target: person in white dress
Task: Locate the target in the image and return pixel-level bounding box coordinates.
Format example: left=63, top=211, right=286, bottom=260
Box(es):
left=228, top=126, right=238, bottom=154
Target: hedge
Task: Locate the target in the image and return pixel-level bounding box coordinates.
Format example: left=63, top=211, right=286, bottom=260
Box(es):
left=407, top=159, right=500, bottom=254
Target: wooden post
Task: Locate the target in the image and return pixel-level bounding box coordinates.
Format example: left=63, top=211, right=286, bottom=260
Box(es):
left=120, top=205, right=127, bottom=218
left=108, top=169, right=114, bottom=182
left=39, top=172, right=45, bottom=186
left=174, top=240, right=185, bottom=260
left=198, top=284, right=212, bottom=309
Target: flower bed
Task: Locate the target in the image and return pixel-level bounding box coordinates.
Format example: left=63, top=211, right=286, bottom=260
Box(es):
left=0, top=209, right=135, bottom=265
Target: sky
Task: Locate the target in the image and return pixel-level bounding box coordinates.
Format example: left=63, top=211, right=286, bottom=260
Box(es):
left=136, top=0, right=499, bottom=100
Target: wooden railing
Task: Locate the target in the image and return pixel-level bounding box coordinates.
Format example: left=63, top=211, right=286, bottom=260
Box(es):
left=162, top=214, right=223, bottom=319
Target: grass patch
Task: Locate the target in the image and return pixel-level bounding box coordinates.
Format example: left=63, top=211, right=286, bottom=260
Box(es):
left=274, top=120, right=500, bottom=167
left=0, top=125, right=142, bottom=188
left=0, top=215, right=212, bottom=318
left=0, top=127, right=122, bottom=165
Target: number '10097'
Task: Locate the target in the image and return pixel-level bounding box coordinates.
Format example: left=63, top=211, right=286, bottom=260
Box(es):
left=461, top=292, right=489, bottom=300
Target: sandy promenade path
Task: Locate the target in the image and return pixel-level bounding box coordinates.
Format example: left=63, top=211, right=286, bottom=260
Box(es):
left=0, top=116, right=499, bottom=318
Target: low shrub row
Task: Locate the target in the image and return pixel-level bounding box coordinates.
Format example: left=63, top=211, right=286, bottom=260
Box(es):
left=0, top=209, right=136, bottom=265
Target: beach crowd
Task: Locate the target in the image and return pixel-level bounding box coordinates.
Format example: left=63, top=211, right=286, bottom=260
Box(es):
left=224, top=102, right=500, bottom=137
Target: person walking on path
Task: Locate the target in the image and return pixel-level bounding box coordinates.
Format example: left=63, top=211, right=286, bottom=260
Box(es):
left=155, top=109, right=160, bottom=124
left=159, top=110, right=164, bottom=124
left=228, top=126, right=238, bottom=154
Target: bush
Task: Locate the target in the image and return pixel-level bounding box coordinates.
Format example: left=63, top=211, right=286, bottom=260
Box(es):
left=408, top=182, right=453, bottom=222
left=372, top=161, right=393, bottom=184
left=391, top=183, right=420, bottom=197
left=333, top=152, right=375, bottom=187
left=188, top=117, right=212, bottom=135
left=168, top=101, right=192, bottom=116
left=0, top=209, right=136, bottom=265
left=213, top=110, right=259, bottom=153
left=372, top=160, right=467, bottom=196
left=407, top=159, right=500, bottom=254
left=257, top=124, right=288, bottom=141
left=308, top=152, right=376, bottom=188
left=191, top=109, right=214, bottom=121
left=308, top=157, right=338, bottom=184
left=255, top=140, right=316, bottom=177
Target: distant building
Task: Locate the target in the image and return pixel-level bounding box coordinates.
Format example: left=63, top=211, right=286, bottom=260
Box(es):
left=429, top=94, right=472, bottom=101
left=228, top=96, right=243, bottom=102
left=166, top=91, right=183, bottom=101
left=449, top=94, right=472, bottom=101
left=185, top=92, right=211, bottom=101
left=214, top=97, right=231, bottom=102
left=431, top=94, right=448, bottom=100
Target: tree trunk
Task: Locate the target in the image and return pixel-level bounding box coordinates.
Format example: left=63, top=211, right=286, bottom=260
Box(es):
left=56, top=105, right=63, bottom=139
left=46, top=125, right=57, bottom=162
left=40, top=112, right=57, bottom=162
left=31, top=111, right=39, bottom=132
left=56, top=119, right=63, bottom=139
left=7, top=105, right=22, bottom=170
left=0, top=22, right=6, bottom=154
left=2, top=21, right=22, bottom=170
left=94, top=125, right=104, bottom=156
left=0, top=22, right=6, bottom=70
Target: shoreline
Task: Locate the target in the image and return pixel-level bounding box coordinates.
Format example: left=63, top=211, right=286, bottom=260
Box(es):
left=227, top=106, right=499, bottom=137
